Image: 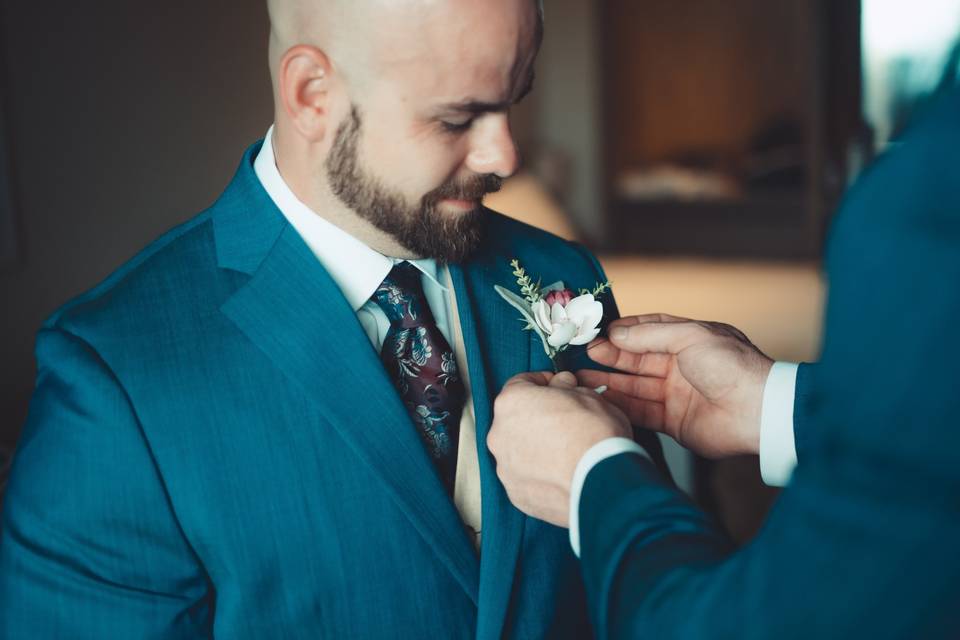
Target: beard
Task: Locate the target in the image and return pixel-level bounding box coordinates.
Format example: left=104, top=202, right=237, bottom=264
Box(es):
left=325, top=105, right=502, bottom=264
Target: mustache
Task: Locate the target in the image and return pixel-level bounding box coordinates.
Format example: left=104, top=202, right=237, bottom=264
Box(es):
left=427, top=174, right=504, bottom=203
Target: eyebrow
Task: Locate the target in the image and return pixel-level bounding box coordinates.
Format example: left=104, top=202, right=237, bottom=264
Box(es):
left=437, top=71, right=536, bottom=115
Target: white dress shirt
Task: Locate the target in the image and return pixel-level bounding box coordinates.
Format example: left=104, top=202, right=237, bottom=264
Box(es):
left=569, top=363, right=801, bottom=557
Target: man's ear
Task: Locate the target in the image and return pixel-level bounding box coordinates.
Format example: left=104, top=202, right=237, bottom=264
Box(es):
left=278, top=45, right=333, bottom=142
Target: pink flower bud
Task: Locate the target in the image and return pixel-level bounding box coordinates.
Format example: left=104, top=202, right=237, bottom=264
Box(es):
left=544, top=288, right=575, bottom=308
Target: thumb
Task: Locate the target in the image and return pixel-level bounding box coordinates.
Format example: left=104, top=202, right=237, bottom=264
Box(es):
left=502, top=371, right=555, bottom=390
left=610, top=321, right=703, bottom=356
left=548, top=371, right=578, bottom=389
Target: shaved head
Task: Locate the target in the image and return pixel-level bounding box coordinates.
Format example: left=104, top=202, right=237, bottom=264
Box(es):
left=266, top=0, right=542, bottom=103
left=266, top=0, right=371, bottom=92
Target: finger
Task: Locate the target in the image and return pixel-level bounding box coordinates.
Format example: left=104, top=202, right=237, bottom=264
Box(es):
left=606, top=314, right=690, bottom=329
left=589, top=315, right=688, bottom=357
left=609, top=321, right=712, bottom=356
left=502, top=371, right=555, bottom=390
left=601, top=387, right=667, bottom=431
left=576, top=369, right=611, bottom=388
left=571, top=385, right=602, bottom=398
left=576, top=370, right=667, bottom=403
left=585, top=339, right=673, bottom=377
left=548, top=371, right=578, bottom=389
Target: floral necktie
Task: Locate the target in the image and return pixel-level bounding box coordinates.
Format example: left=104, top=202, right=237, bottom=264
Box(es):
left=371, top=262, right=465, bottom=494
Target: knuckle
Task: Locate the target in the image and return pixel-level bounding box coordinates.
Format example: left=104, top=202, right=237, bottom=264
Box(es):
left=691, top=322, right=716, bottom=341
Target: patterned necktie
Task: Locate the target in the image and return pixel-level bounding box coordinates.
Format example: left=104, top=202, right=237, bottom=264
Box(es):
left=371, top=262, right=465, bottom=494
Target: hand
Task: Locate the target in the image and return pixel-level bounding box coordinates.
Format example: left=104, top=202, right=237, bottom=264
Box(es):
left=578, top=314, right=773, bottom=459
left=488, top=371, right=632, bottom=528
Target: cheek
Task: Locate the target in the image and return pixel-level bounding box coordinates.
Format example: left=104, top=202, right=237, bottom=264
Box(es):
left=384, top=138, right=470, bottom=194
left=358, top=103, right=472, bottom=195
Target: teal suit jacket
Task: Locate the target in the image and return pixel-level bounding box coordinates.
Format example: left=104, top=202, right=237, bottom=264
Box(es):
left=577, top=89, right=960, bottom=638
left=0, top=143, right=665, bottom=639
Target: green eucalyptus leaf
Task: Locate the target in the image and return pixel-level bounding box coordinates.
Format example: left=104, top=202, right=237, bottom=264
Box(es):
left=494, top=284, right=552, bottom=354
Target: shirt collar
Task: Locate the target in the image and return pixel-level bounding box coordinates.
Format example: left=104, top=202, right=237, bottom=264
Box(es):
left=253, top=126, right=447, bottom=311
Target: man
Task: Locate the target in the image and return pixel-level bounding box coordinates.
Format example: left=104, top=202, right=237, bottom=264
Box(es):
left=489, top=87, right=960, bottom=638
left=0, top=1, right=665, bottom=637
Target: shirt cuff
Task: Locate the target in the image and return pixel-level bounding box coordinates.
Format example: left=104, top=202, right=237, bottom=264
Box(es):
left=759, top=361, right=799, bottom=487
left=569, top=437, right=650, bottom=558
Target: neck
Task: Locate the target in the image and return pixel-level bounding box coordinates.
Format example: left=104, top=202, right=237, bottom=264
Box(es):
left=311, top=205, right=422, bottom=260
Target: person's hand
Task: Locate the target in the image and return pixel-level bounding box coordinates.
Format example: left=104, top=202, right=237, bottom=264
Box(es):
left=577, top=314, right=773, bottom=459
left=488, top=371, right=632, bottom=528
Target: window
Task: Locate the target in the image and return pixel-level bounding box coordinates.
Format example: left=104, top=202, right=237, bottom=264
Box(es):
left=862, top=0, right=960, bottom=149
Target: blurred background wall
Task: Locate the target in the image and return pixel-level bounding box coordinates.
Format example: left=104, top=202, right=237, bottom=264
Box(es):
left=2, top=0, right=957, bottom=537
left=0, top=0, right=275, bottom=442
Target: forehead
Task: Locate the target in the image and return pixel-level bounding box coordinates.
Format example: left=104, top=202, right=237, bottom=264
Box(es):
left=369, top=0, right=540, bottom=104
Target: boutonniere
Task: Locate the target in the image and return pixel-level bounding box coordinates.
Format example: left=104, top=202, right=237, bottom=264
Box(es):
left=494, top=259, right=612, bottom=371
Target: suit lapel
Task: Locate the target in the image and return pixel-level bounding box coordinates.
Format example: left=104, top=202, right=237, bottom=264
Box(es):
left=450, top=260, right=531, bottom=639
left=214, top=150, right=479, bottom=604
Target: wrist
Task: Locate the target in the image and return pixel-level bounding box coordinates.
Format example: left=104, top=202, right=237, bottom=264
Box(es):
left=743, top=357, right=774, bottom=456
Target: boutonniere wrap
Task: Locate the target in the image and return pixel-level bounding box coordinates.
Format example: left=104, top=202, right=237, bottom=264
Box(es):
left=495, top=259, right=612, bottom=371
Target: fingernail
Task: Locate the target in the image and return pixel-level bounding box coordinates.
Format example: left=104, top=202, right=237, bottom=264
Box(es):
left=611, top=327, right=628, bottom=341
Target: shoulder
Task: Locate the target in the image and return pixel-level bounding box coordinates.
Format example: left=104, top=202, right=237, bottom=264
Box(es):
left=480, top=209, right=606, bottom=283
left=482, top=209, right=587, bottom=259
left=45, top=208, right=226, bottom=345
left=833, top=88, right=960, bottom=236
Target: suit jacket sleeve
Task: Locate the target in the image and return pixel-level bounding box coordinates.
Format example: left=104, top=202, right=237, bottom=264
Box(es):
left=793, top=362, right=815, bottom=463
left=579, top=442, right=958, bottom=639
left=0, top=328, right=212, bottom=639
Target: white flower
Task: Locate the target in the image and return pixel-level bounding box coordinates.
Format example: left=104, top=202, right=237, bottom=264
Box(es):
left=532, top=293, right=603, bottom=349
left=494, top=261, right=611, bottom=369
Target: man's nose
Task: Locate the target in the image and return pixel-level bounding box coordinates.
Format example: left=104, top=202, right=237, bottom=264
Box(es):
left=466, top=114, right=520, bottom=179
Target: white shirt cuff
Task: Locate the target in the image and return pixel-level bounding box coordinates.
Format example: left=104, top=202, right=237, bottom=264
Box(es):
left=569, top=437, right=650, bottom=558
left=759, top=362, right=799, bottom=487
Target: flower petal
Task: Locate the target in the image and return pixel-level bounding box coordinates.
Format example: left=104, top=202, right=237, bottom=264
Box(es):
left=569, top=327, right=601, bottom=346
left=547, top=321, right=578, bottom=348
left=551, top=302, right=568, bottom=325
left=533, top=299, right=554, bottom=334
left=564, top=294, right=596, bottom=320
left=566, top=296, right=603, bottom=332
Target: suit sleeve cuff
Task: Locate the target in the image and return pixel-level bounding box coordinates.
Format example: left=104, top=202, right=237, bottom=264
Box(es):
left=759, top=361, right=799, bottom=487
left=569, top=437, right=650, bottom=557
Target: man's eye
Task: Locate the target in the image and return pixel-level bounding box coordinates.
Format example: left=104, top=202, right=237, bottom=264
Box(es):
left=440, top=119, right=474, bottom=133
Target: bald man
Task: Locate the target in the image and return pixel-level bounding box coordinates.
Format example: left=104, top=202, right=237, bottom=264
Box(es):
left=0, top=1, right=666, bottom=638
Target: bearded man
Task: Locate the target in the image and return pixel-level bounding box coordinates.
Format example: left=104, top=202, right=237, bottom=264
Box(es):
left=0, top=1, right=666, bottom=638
